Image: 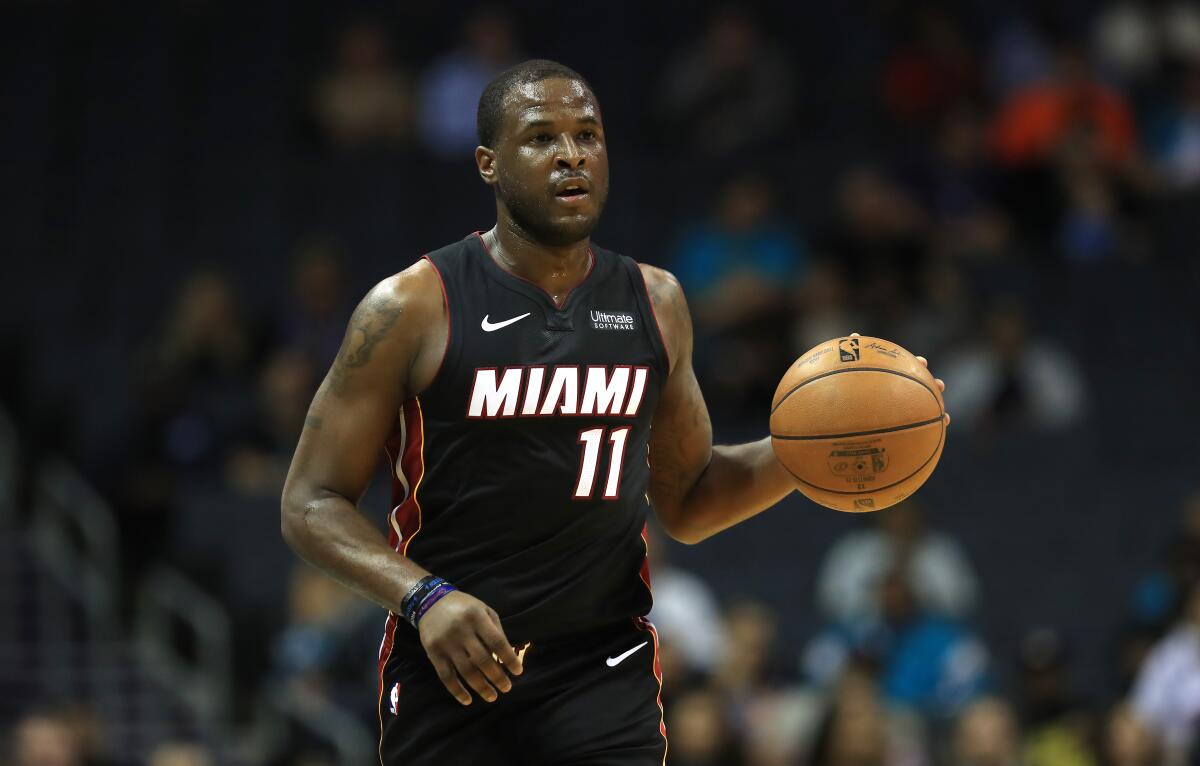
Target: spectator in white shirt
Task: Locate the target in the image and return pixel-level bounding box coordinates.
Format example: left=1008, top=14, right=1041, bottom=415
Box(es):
left=646, top=524, right=728, bottom=676
left=816, top=499, right=980, bottom=622
left=940, top=300, right=1087, bottom=433
left=1131, top=579, right=1200, bottom=763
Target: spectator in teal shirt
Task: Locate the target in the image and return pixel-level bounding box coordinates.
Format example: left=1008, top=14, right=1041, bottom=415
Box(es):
left=804, top=566, right=991, bottom=718
left=670, top=172, right=808, bottom=415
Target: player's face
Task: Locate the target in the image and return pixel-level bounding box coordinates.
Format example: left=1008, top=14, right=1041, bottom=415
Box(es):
left=487, top=78, right=609, bottom=247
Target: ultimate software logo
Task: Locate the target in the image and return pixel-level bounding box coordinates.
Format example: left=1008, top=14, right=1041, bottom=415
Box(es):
left=590, top=310, right=636, bottom=331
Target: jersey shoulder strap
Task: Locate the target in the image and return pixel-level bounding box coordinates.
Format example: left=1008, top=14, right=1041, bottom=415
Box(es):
left=606, top=248, right=670, bottom=379
left=420, top=235, right=481, bottom=394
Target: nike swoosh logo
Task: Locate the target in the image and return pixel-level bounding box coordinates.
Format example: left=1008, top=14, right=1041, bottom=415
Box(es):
left=481, top=312, right=531, bottom=332
left=605, top=641, right=648, bottom=667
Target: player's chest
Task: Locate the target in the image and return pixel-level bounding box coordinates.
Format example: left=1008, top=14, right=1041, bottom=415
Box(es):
left=449, top=285, right=660, bottom=421
left=462, top=282, right=650, bottom=368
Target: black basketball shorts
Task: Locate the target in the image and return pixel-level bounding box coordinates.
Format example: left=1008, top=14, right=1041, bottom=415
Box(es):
left=377, top=617, right=668, bottom=765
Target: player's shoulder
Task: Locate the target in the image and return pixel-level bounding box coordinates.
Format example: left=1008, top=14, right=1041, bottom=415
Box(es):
left=352, top=257, right=444, bottom=337
left=637, top=263, right=683, bottom=301
left=375, top=232, right=486, bottom=300
left=632, top=262, right=690, bottom=371
left=636, top=263, right=687, bottom=323
left=368, top=258, right=441, bottom=308
left=422, top=234, right=479, bottom=265
left=595, top=245, right=687, bottom=326
left=588, top=240, right=680, bottom=302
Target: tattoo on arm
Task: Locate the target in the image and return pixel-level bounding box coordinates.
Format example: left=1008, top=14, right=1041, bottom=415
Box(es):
left=304, top=415, right=324, bottom=430
left=327, top=297, right=404, bottom=395
left=344, top=302, right=403, bottom=368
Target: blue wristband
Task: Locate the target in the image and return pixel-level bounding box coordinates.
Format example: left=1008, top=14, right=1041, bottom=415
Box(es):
left=413, top=583, right=458, bottom=626
left=401, top=576, right=446, bottom=625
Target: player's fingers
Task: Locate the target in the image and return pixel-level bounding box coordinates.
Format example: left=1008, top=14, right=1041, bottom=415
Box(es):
left=430, top=654, right=472, bottom=706
left=480, top=612, right=523, bottom=675
left=451, top=649, right=500, bottom=703
left=944, top=412, right=952, bottom=428
left=466, top=638, right=513, bottom=693
left=916, top=355, right=928, bottom=367
left=850, top=331, right=860, bottom=337
left=934, top=377, right=944, bottom=392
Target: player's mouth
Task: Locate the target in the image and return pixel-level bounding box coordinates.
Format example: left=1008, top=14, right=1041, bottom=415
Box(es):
left=553, top=178, right=591, bottom=205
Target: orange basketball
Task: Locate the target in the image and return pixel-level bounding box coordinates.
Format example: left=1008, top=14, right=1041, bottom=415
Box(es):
left=770, top=336, right=946, bottom=512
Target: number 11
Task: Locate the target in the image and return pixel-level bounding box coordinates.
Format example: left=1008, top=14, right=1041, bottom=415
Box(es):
left=573, top=426, right=631, bottom=500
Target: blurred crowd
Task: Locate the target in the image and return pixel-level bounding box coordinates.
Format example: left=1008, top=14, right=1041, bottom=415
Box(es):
left=11, top=498, right=1200, bottom=766
left=5, top=1, right=1200, bottom=764
left=647, top=493, right=1200, bottom=766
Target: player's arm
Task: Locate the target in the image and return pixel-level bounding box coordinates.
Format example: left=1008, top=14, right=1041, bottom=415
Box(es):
left=643, top=267, right=947, bottom=543
left=642, top=265, right=798, bottom=544
left=281, top=262, right=521, bottom=705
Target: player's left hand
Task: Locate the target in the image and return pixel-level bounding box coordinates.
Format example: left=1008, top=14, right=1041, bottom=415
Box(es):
left=417, top=590, right=523, bottom=706
left=850, top=332, right=951, bottom=428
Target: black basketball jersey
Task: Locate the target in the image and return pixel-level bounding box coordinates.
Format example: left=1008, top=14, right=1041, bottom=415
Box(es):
left=378, top=232, right=669, bottom=662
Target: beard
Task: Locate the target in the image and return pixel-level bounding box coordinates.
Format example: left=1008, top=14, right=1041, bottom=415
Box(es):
left=498, top=177, right=607, bottom=247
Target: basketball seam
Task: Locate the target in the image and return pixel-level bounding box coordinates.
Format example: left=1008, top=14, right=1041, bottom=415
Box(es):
left=770, top=366, right=940, bottom=415
left=781, top=420, right=946, bottom=495
left=772, top=415, right=944, bottom=441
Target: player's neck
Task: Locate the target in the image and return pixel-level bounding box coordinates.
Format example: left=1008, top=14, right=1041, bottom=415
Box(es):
left=485, top=222, right=592, bottom=290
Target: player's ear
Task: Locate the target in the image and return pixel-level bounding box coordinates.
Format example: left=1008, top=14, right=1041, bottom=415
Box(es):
left=476, top=146, right=498, bottom=187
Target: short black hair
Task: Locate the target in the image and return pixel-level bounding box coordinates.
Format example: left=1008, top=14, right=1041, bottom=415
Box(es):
left=476, top=59, right=593, bottom=148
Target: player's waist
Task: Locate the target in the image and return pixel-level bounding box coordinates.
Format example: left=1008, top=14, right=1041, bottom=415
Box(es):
left=399, top=493, right=649, bottom=561
left=515, top=617, right=653, bottom=658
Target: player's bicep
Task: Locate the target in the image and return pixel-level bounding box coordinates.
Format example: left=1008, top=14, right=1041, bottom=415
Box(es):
left=291, top=381, right=397, bottom=505
left=285, top=279, right=421, bottom=505
left=644, top=267, right=713, bottom=518
left=648, top=358, right=713, bottom=512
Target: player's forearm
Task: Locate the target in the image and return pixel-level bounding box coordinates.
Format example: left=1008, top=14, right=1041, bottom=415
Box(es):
left=281, top=488, right=429, bottom=614
left=666, top=437, right=794, bottom=543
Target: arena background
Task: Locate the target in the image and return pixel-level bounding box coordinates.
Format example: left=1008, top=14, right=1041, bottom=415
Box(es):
left=3, top=1, right=1200, bottom=764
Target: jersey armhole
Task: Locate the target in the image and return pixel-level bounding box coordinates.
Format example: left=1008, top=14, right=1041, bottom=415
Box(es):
left=417, top=254, right=455, bottom=395
left=627, top=259, right=672, bottom=378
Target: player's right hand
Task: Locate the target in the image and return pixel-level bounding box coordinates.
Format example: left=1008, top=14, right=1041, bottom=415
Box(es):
left=417, top=590, right=523, bottom=705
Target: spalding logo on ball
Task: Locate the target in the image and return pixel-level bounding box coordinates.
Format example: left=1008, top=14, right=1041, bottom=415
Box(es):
left=770, top=336, right=946, bottom=512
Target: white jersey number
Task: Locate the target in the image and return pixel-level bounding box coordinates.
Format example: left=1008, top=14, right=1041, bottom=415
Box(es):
left=573, top=426, right=631, bottom=500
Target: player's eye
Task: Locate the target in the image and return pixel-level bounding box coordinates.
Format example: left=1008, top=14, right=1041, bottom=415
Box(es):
left=578, top=130, right=597, bottom=141
left=531, top=133, right=553, bottom=144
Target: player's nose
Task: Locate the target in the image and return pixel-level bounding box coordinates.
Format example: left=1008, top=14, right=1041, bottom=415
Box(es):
left=555, top=135, right=585, bottom=168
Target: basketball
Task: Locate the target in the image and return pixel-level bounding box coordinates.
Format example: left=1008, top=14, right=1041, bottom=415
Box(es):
left=770, top=335, right=946, bottom=512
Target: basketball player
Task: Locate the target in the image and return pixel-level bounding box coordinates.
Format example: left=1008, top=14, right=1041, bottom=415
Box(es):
left=282, top=60, right=946, bottom=765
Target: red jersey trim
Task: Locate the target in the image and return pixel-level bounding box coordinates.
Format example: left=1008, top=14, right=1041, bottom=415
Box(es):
left=634, top=614, right=669, bottom=765
left=637, top=523, right=666, bottom=764
left=396, top=399, right=427, bottom=555
left=376, top=611, right=398, bottom=762
left=377, top=397, right=428, bottom=755
left=382, top=400, right=427, bottom=552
